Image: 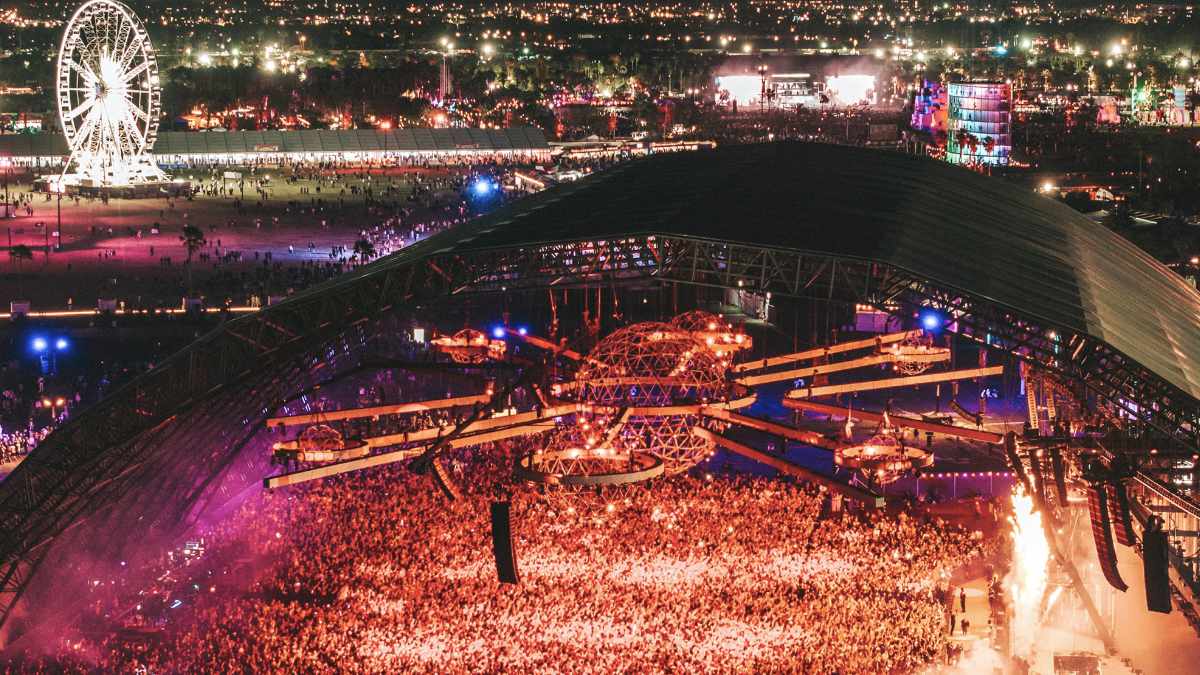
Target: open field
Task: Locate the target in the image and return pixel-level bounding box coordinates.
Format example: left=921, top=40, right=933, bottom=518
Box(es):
left=0, top=167, right=467, bottom=307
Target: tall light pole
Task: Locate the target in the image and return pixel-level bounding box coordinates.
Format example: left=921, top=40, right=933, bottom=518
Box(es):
left=758, top=64, right=771, bottom=113
left=438, top=38, right=455, bottom=102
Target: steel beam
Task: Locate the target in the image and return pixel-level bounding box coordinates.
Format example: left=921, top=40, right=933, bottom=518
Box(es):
left=264, top=421, right=557, bottom=489
left=783, top=399, right=1004, bottom=444
left=694, top=428, right=882, bottom=507
left=505, top=329, right=583, bottom=360
left=784, top=366, right=1004, bottom=399
left=732, top=330, right=920, bottom=373
left=267, top=393, right=492, bottom=427
left=735, top=351, right=948, bottom=387
left=701, top=408, right=845, bottom=451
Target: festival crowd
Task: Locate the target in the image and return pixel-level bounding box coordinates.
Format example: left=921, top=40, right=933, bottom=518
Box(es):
left=8, top=409, right=992, bottom=673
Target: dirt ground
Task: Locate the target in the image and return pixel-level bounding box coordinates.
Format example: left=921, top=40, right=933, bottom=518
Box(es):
left=0, top=167, right=466, bottom=307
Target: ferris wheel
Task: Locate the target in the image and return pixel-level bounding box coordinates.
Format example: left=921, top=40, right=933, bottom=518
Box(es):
left=55, top=0, right=165, bottom=187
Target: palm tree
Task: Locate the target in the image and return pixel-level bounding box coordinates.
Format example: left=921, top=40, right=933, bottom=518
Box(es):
left=953, top=128, right=971, bottom=156
left=353, top=238, right=376, bottom=265
left=8, top=244, right=32, bottom=299
left=180, top=225, right=206, bottom=294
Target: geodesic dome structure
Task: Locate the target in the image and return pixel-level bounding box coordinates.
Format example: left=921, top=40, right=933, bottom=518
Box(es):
left=516, top=421, right=664, bottom=511
left=670, top=310, right=725, bottom=334
left=298, top=424, right=344, bottom=454
left=575, top=322, right=727, bottom=405
left=670, top=310, right=752, bottom=361
left=272, top=423, right=371, bottom=463
left=566, top=322, right=730, bottom=474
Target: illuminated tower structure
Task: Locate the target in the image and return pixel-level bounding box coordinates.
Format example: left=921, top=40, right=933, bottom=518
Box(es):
left=946, top=82, right=1012, bottom=167
left=910, top=80, right=947, bottom=135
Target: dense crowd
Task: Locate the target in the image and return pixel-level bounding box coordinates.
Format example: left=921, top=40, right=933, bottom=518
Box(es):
left=12, top=430, right=990, bottom=673
left=0, top=426, right=49, bottom=465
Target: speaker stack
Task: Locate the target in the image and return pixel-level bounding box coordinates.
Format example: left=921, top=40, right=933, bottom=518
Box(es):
left=1143, top=516, right=1172, bottom=614
left=431, top=458, right=462, bottom=501
left=490, top=501, right=520, bottom=584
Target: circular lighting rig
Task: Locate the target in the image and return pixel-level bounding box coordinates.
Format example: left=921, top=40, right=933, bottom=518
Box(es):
left=431, top=328, right=507, bottom=364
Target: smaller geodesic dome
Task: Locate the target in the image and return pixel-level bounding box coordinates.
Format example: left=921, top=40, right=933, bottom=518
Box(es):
left=670, top=310, right=752, bottom=360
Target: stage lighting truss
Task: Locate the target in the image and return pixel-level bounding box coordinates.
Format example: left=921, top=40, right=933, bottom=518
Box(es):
left=273, top=424, right=370, bottom=463
left=882, top=332, right=951, bottom=376
left=835, top=431, right=933, bottom=485
left=259, top=321, right=967, bottom=503
left=431, top=328, right=507, bottom=364
left=55, top=0, right=166, bottom=188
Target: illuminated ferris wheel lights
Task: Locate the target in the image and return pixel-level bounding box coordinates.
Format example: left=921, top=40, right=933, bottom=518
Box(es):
left=54, top=0, right=166, bottom=188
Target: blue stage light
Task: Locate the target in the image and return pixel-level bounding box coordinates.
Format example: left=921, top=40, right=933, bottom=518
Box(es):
left=920, top=311, right=942, bottom=331
left=492, top=326, right=506, bottom=339
left=518, top=327, right=528, bottom=336
left=473, top=179, right=494, bottom=196
left=55, top=337, right=69, bottom=351
left=31, top=337, right=48, bottom=352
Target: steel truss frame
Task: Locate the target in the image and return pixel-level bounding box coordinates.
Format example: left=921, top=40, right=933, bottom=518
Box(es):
left=2, top=232, right=1199, bottom=637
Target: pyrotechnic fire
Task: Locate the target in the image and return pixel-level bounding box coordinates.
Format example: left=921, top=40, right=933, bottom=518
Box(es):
left=1007, top=485, right=1050, bottom=660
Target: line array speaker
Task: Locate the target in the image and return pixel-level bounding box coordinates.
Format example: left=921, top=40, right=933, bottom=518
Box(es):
left=490, top=501, right=520, bottom=585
